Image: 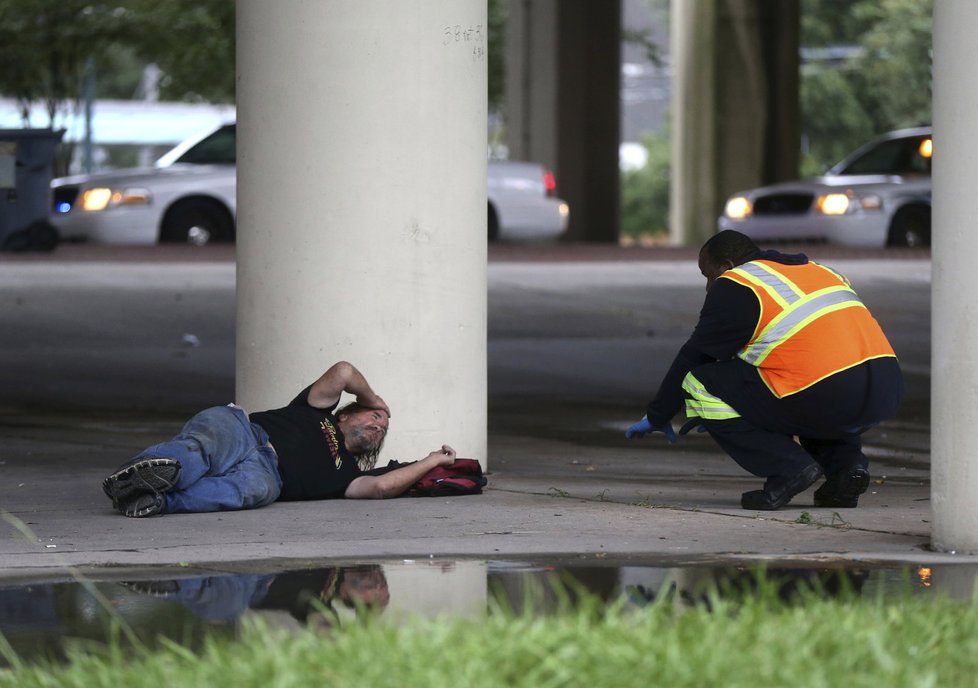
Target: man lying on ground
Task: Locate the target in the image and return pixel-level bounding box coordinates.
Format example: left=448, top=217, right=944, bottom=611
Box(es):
left=102, top=361, right=457, bottom=517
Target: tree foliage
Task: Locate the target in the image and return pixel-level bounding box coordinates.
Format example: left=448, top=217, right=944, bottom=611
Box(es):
left=0, top=0, right=234, bottom=126
left=852, top=0, right=932, bottom=129
left=0, top=0, right=134, bottom=124
left=124, top=0, right=234, bottom=103
left=800, top=0, right=932, bottom=175
left=621, top=124, right=671, bottom=238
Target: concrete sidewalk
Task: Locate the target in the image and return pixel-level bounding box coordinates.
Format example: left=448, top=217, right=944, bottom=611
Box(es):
left=0, top=245, right=957, bottom=580
left=0, top=403, right=942, bottom=579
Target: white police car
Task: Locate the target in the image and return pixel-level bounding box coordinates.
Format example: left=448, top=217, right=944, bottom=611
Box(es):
left=719, top=127, right=932, bottom=247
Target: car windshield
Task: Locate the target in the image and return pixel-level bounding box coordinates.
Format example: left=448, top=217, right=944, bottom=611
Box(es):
left=834, top=134, right=931, bottom=176
left=173, top=125, right=237, bottom=165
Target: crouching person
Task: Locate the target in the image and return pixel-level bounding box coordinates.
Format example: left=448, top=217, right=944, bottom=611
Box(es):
left=102, top=361, right=457, bottom=517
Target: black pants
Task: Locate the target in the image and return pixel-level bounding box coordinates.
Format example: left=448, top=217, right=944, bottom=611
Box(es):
left=690, top=357, right=903, bottom=481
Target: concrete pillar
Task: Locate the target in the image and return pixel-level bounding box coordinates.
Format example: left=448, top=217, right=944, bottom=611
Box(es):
left=236, top=1, right=488, bottom=466
left=931, top=2, right=978, bottom=553
left=382, top=560, right=487, bottom=621
left=557, top=0, right=621, bottom=243
left=504, top=0, right=560, bottom=170
left=670, top=0, right=799, bottom=246
left=505, top=0, right=621, bottom=243
left=930, top=565, right=978, bottom=600
left=670, top=0, right=717, bottom=247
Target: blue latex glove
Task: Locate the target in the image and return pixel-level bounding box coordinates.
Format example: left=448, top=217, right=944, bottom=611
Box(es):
left=625, top=416, right=677, bottom=444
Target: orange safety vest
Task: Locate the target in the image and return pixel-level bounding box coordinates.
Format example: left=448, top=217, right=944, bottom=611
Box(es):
left=720, top=259, right=896, bottom=398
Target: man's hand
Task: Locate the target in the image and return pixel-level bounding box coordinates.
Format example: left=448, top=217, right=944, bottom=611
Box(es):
left=345, top=443, right=458, bottom=499
left=625, top=416, right=677, bottom=444
left=357, top=391, right=390, bottom=418
left=308, top=361, right=389, bottom=414
left=426, top=444, right=456, bottom=466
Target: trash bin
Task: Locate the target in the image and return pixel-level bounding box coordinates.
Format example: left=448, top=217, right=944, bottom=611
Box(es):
left=0, top=128, right=65, bottom=252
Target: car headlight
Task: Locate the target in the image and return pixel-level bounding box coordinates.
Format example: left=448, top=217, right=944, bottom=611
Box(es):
left=815, top=192, right=882, bottom=216
left=79, top=187, right=151, bottom=212
left=724, top=196, right=752, bottom=220
left=816, top=193, right=850, bottom=215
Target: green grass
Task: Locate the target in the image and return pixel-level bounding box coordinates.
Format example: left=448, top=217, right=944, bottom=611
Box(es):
left=3, top=579, right=977, bottom=688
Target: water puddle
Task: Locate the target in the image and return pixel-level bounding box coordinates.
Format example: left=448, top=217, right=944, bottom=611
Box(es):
left=0, top=559, right=970, bottom=666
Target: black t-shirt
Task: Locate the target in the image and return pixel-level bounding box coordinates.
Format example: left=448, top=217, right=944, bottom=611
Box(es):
left=249, top=385, right=362, bottom=501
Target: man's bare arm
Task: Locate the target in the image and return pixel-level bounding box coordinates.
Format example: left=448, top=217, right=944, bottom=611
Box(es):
left=306, top=361, right=390, bottom=415
left=344, top=445, right=456, bottom=499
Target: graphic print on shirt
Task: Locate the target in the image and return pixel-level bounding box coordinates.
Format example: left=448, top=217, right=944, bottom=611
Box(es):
left=320, top=418, right=343, bottom=469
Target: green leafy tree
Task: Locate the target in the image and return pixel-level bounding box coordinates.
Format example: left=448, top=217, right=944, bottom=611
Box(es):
left=124, top=0, right=234, bottom=103
left=0, top=0, right=133, bottom=124
left=800, top=0, right=932, bottom=174
left=620, top=124, right=671, bottom=239
left=801, top=0, right=875, bottom=46
left=799, top=69, right=875, bottom=176
left=852, top=0, right=932, bottom=129
left=0, top=0, right=234, bottom=126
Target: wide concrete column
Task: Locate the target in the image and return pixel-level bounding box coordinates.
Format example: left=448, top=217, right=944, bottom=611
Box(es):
left=236, top=1, right=488, bottom=465
left=931, top=2, right=978, bottom=553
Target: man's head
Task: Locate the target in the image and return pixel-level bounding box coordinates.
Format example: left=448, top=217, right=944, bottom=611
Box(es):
left=698, top=230, right=760, bottom=290
left=335, top=402, right=389, bottom=470
left=337, top=565, right=390, bottom=610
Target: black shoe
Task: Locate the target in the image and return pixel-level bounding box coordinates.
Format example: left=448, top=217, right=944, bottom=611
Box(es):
left=813, top=467, right=870, bottom=508
left=741, top=464, right=823, bottom=511
left=121, top=492, right=165, bottom=518
left=103, top=458, right=181, bottom=507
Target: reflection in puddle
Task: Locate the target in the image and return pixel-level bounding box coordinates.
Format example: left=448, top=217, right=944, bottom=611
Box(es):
left=0, top=560, right=968, bottom=666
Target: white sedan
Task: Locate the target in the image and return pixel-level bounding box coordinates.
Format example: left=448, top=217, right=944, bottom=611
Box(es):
left=718, top=127, right=932, bottom=247
left=51, top=124, right=568, bottom=245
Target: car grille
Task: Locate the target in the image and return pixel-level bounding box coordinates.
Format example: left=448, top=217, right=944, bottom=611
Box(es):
left=52, top=185, right=80, bottom=213
left=752, top=193, right=814, bottom=216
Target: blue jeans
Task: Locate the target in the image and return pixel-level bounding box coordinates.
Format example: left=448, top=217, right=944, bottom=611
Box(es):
left=130, top=405, right=282, bottom=514
left=165, top=574, right=275, bottom=621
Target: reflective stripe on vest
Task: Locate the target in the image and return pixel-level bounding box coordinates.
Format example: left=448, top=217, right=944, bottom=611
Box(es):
left=740, top=285, right=863, bottom=366
left=682, top=372, right=741, bottom=421
left=723, top=260, right=895, bottom=398
left=733, top=261, right=805, bottom=308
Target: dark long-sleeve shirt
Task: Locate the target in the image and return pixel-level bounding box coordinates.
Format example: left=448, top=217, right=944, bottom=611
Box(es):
left=645, top=250, right=808, bottom=426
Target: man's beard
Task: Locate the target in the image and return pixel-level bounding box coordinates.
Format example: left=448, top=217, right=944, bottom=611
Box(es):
left=347, top=427, right=385, bottom=470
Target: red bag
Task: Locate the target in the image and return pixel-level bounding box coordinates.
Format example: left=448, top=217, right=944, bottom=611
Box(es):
left=408, top=459, right=487, bottom=497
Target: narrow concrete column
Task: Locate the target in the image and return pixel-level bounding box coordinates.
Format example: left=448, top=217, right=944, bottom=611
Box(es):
left=670, top=0, right=799, bottom=246
left=236, top=2, right=488, bottom=465
left=670, top=0, right=716, bottom=246
left=557, top=0, right=622, bottom=243
left=931, top=3, right=978, bottom=553
left=504, top=0, right=620, bottom=242
left=504, top=0, right=560, bottom=170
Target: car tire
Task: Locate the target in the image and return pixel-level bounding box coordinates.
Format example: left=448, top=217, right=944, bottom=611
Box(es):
left=887, top=205, right=930, bottom=248
left=488, top=203, right=500, bottom=242
left=160, top=198, right=234, bottom=245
